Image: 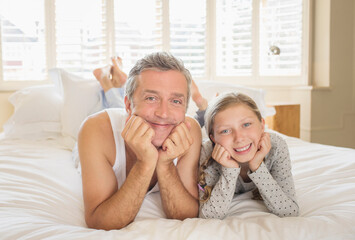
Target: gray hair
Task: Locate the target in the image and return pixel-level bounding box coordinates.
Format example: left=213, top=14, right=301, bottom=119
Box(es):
left=204, top=92, right=262, bottom=140
left=125, top=52, right=192, bottom=109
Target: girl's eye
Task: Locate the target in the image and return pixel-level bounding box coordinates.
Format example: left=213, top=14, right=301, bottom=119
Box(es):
left=220, top=129, right=230, bottom=134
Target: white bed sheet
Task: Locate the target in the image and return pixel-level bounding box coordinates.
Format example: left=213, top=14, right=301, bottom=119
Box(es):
left=0, top=133, right=354, bottom=240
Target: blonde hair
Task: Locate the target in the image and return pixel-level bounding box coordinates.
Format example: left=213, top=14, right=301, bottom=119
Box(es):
left=199, top=92, right=262, bottom=202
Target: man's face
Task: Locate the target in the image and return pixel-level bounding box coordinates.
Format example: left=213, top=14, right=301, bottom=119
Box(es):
left=125, top=69, right=188, bottom=147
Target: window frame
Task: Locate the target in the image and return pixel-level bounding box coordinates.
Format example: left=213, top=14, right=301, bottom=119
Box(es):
left=0, top=0, right=311, bottom=91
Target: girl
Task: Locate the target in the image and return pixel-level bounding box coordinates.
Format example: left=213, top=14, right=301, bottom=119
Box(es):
left=198, top=92, right=299, bottom=219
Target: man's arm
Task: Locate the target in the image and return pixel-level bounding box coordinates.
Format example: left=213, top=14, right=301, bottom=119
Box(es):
left=78, top=112, right=156, bottom=230
left=156, top=117, right=202, bottom=219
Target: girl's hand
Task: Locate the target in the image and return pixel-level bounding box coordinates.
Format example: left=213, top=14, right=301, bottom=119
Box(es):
left=249, top=132, right=271, bottom=172
left=212, top=143, right=239, bottom=168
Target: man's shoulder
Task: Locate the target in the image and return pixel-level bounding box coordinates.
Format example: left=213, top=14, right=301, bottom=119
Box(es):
left=185, top=115, right=201, bottom=131
left=79, top=110, right=112, bottom=137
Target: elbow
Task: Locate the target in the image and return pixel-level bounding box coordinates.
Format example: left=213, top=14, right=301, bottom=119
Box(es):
left=85, top=213, right=132, bottom=230
left=166, top=210, right=199, bottom=221
left=165, top=204, right=199, bottom=220
left=274, top=205, right=300, bottom=218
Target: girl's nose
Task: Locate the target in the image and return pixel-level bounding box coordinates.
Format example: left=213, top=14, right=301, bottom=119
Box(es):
left=233, top=130, right=245, bottom=143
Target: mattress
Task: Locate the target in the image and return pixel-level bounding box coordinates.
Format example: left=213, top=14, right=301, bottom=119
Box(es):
left=1, top=132, right=354, bottom=240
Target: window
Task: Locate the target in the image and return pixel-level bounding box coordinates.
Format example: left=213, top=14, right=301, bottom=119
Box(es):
left=0, top=0, right=46, bottom=83
left=216, top=0, right=308, bottom=85
left=0, top=0, right=309, bottom=89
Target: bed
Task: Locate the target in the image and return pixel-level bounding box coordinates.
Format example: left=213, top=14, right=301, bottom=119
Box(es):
left=1, top=71, right=355, bottom=239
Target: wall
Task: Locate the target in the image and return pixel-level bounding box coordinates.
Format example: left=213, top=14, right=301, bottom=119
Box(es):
left=310, top=0, right=355, bottom=148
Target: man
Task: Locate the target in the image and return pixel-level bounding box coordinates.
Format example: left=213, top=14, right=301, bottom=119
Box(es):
left=78, top=52, right=202, bottom=230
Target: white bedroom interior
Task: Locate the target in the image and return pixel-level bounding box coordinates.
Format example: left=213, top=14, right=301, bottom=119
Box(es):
left=1, top=1, right=355, bottom=239
left=0, top=0, right=354, bottom=149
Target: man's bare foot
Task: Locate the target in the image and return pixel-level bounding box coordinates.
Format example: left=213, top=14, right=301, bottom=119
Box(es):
left=93, top=65, right=113, bottom=92
left=111, top=57, right=127, bottom=88
left=191, top=80, right=208, bottom=111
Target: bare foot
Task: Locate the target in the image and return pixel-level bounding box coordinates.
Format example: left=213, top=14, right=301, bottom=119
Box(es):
left=111, top=57, right=127, bottom=88
left=93, top=65, right=113, bottom=92
left=191, top=80, right=208, bottom=111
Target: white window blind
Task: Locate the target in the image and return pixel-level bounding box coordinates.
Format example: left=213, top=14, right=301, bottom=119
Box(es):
left=169, top=0, right=207, bottom=77
left=259, top=0, right=303, bottom=76
left=216, top=0, right=253, bottom=76
left=114, top=0, right=163, bottom=74
left=0, top=0, right=46, bottom=81
left=0, top=0, right=308, bottom=88
left=55, top=0, right=108, bottom=79
left=216, top=0, right=304, bottom=80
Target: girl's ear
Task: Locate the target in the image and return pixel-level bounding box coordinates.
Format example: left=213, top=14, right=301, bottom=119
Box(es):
left=261, top=118, right=265, bottom=131
left=209, top=134, right=215, bottom=143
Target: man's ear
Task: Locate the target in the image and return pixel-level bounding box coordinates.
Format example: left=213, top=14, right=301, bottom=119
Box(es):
left=124, top=96, right=131, bottom=115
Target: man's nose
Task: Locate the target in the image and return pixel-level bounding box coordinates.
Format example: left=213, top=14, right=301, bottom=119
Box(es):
left=155, top=101, right=169, bottom=118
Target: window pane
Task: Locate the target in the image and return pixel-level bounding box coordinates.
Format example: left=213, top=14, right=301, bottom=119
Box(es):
left=0, top=0, right=46, bottom=81
left=170, top=0, right=207, bottom=77
left=114, top=0, right=162, bottom=73
left=259, top=0, right=303, bottom=76
left=55, top=0, right=107, bottom=78
left=216, top=0, right=253, bottom=76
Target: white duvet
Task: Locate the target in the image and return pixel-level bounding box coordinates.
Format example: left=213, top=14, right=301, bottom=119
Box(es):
left=1, top=133, right=355, bottom=240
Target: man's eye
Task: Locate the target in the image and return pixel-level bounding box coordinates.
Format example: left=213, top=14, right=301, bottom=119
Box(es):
left=146, top=96, right=156, bottom=101
left=172, top=99, right=182, bottom=104
left=243, top=123, right=251, bottom=127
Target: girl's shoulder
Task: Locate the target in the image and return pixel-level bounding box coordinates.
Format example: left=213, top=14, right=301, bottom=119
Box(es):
left=200, top=139, right=213, bottom=164
left=266, top=132, right=290, bottom=163
left=269, top=131, right=288, bottom=148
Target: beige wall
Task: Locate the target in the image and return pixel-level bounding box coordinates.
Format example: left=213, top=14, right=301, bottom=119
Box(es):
left=310, top=0, right=355, bottom=148
left=0, top=0, right=354, bottom=148
left=0, top=92, right=14, bottom=132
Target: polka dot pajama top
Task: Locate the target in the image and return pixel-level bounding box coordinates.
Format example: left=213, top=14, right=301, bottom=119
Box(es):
left=199, top=132, right=299, bottom=219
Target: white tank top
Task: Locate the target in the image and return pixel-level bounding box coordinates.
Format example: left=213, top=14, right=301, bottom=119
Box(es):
left=105, top=108, right=178, bottom=193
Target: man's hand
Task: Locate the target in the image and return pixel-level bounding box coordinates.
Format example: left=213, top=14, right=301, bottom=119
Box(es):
left=121, top=115, right=158, bottom=165
left=158, top=121, right=193, bottom=166
left=249, top=132, right=271, bottom=172
left=212, top=143, right=240, bottom=168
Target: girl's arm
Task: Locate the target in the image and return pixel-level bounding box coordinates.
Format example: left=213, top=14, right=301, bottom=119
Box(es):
left=199, top=162, right=240, bottom=219
left=248, top=134, right=299, bottom=217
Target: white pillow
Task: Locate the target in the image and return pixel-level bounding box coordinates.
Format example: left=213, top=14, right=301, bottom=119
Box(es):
left=187, top=80, right=275, bottom=118
left=3, top=85, right=63, bottom=139
left=187, top=81, right=275, bottom=139
left=50, top=68, right=102, bottom=145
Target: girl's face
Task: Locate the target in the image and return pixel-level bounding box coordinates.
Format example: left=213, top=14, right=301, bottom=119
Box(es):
left=210, top=103, right=265, bottom=163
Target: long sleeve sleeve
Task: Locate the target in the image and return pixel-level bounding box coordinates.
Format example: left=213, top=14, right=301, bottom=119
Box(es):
left=199, top=165, right=240, bottom=219
left=248, top=135, right=299, bottom=217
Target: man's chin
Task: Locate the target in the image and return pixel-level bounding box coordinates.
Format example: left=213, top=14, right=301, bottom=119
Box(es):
left=151, top=135, right=169, bottom=149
